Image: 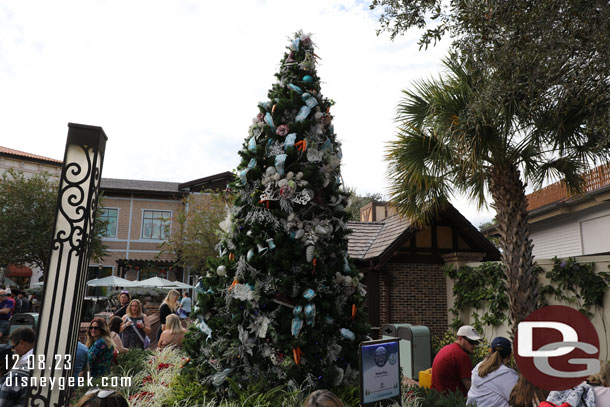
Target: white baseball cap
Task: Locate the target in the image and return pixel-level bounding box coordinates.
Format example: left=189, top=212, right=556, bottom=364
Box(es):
left=457, top=325, right=482, bottom=341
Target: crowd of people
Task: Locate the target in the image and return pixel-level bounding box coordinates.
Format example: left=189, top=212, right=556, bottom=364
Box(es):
left=82, top=289, right=191, bottom=378
left=432, top=325, right=610, bottom=407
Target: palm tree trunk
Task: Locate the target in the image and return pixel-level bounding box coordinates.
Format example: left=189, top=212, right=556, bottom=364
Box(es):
left=489, top=164, right=539, bottom=333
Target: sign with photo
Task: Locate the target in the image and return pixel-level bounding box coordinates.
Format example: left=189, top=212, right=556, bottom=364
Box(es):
left=359, top=338, right=401, bottom=406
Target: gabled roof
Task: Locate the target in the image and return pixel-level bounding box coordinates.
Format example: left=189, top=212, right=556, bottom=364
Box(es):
left=179, top=171, right=235, bottom=192
left=100, top=178, right=184, bottom=195
left=348, top=203, right=500, bottom=264
left=347, top=221, right=384, bottom=259
left=0, top=146, right=62, bottom=166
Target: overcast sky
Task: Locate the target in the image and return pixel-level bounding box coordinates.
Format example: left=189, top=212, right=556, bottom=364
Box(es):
left=0, top=0, right=495, bottom=227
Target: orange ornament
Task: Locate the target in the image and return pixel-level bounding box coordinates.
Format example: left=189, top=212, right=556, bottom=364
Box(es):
left=295, top=140, right=307, bottom=152
left=352, top=304, right=357, bottom=320
left=293, top=347, right=303, bottom=366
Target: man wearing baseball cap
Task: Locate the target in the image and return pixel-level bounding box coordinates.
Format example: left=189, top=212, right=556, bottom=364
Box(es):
left=431, top=325, right=481, bottom=397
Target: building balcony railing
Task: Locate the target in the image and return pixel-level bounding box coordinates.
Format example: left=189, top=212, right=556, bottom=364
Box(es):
left=527, top=163, right=610, bottom=212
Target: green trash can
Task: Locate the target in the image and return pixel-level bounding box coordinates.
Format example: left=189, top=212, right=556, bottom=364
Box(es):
left=8, top=313, right=39, bottom=336
left=382, top=323, right=432, bottom=379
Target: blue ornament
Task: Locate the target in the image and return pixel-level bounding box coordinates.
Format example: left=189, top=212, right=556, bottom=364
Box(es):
left=248, top=137, right=256, bottom=152
left=284, top=133, right=296, bottom=150
left=248, top=158, right=257, bottom=169
left=275, top=154, right=287, bottom=176
left=239, top=169, right=249, bottom=185
left=303, top=75, right=313, bottom=84
left=302, top=92, right=311, bottom=101
left=303, top=288, right=316, bottom=301
left=291, top=317, right=303, bottom=337
left=305, top=97, right=318, bottom=109
left=295, top=105, right=311, bottom=122
left=305, top=304, right=316, bottom=326
left=340, top=328, right=355, bottom=341
left=288, top=84, right=303, bottom=94
left=264, top=112, right=275, bottom=131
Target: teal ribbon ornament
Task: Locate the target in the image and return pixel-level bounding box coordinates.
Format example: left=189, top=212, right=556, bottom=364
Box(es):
left=305, top=96, right=318, bottom=109
left=248, top=158, right=257, bottom=169
left=304, top=304, right=316, bottom=326
left=291, top=38, right=300, bottom=52
left=264, top=112, right=275, bottom=131
left=288, top=84, right=303, bottom=94
left=340, top=328, right=355, bottom=341
left=239, top=169, right=249, bottom=185
left=296, top=105, right=311, bottom=122
left=266, top=238, right=276, bottom=250
left=275, top=154, right=287, bottom=176
left=303, top=288, right=316, bottom=301
left=248, top=137, right=256, bottom=152
left=284, top=133, right=296, bottom=150
left=195, top=279, right=206, bottom=295
left=292, top=305, right=304, bottom=337
left=344, top=254, right=351, bottom=274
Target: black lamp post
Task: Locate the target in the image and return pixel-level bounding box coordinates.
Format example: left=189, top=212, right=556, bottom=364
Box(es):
left=28, top=123, right=107, bottom=406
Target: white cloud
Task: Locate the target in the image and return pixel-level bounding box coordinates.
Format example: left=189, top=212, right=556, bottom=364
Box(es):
left=0, top=0, right=494, bottom=226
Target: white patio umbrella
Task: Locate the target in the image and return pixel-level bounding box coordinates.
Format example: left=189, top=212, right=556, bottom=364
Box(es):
left=86, top=276, right=137, bottom=287
left=130, top=276, right=177, bottom=288
left=167, top=280, right=194, bottom=289
left=130, top=277, right=193, bottom=289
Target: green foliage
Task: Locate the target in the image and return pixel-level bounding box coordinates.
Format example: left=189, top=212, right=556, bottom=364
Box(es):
left=445, top=262, right=509, bottom=330
left=0, top=169, right=107, bottom=277
left=403, top=386, right=469, bottom=407
left=540, top=257, right=610, bottom=318
left=161, top=373, right=214, bottom=407
left=162, top=373, right=361, bottom=407
left=160, top=192, right=229, bottom=275
left=344, top=186, right=383, bottom=221
left=111, top=348, right=153, bottom=376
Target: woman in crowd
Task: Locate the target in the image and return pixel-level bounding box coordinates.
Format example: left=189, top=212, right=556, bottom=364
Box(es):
left=509, top=374, right=549, bottom=407
left=108, top=316, right=126, bottom=353
left=85, top=318, right=115, bottom=377
left=157, top=289, right=180, bottom=341
left=303, top=390, right=344, bottom=407
left=120, top=299, right=151, bottom=349
left=545, top=360, right=609, bottom=406
left=467, top=337, right=518, bottom=407
left=157, top=314, right=186, bottom=350
left=112, top=291, right=131, bottom=318
left=77, top=388, right=129, bottom=407
left=588, top=361, right=610, bottom=404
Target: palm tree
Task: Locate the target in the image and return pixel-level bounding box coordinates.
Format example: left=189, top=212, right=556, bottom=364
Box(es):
left=386, top=56, right=610, bottom=330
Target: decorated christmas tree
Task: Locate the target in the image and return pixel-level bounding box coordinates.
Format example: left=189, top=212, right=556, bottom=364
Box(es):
left=184, top=31, right=370, bottom=393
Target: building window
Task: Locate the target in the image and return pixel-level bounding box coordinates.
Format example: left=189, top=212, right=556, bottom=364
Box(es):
left=100, top=208, right=118, bottom=238
left=142, top=210, right=171, bottom=240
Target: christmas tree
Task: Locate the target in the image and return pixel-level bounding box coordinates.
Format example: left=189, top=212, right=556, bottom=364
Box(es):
left=184, top=31, right=370, bottom=392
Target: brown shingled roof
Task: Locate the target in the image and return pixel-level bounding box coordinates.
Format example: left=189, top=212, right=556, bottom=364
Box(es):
left=347, top=215, right=413, bottom=261
left=347, top=221, right=384, bottom=260
left=0, top=146, right=62, bottom=165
